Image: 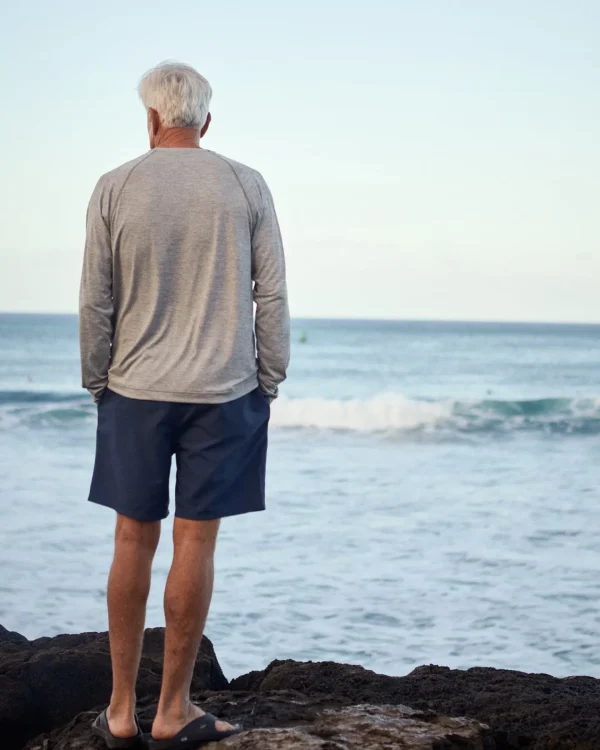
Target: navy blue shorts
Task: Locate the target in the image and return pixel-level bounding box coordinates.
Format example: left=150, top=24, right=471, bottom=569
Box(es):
left=88, top=388, right=270, bottom=522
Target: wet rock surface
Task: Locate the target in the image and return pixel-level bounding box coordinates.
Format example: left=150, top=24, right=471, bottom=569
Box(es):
left=3, top=627, right=600, bottom=749
left=233, top=660, right=600, bottom=749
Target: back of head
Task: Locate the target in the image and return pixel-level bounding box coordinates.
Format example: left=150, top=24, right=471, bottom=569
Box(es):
left=138, top=62, right=212, bottom=129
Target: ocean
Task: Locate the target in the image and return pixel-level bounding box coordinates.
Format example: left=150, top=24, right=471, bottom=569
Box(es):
left=1, top=314, right=599, bottom=680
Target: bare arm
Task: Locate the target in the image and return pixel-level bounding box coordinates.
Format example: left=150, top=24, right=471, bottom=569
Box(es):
left=79, top=178, right=114, bottom=403
left=252, top=179, right=290, bottom=400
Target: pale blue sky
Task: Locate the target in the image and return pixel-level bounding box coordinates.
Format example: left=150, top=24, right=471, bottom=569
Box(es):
left=0, top=0, right=598, bottom=321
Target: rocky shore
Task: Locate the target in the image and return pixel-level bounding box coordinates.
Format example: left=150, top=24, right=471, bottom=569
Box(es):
left=2, top=624, right=599, bottom=749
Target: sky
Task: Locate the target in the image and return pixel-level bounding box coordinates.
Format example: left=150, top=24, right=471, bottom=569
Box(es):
left=0, top=0, right=598, bottom=322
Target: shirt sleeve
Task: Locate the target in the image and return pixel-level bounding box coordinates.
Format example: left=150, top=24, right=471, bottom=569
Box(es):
left=252, top=177, right=290, bottom=400
left=79, top=178, right=114, bottom=403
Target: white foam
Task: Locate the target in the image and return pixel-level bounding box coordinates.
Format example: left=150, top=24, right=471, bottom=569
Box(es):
left=270, top=394, right=451, bottom=432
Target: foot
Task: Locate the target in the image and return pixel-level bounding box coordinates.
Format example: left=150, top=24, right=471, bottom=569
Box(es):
left=152, top=703, right=236, bottom=741
left=107, top=706, right=138, bottom=739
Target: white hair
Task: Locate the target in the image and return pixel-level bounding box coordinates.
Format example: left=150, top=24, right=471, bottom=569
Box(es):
left=138, top=62, right=212, bottom=129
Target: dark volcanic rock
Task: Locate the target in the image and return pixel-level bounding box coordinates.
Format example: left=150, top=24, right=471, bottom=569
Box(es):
left=0, top=627, right=227, bottom=750
left=26, top=692, right=494, bottom=750
left=7, top=633, right=600, bottom=750
left=232, top=660, right=600, bottom=749
left=0, top=625, right=28, bottom=646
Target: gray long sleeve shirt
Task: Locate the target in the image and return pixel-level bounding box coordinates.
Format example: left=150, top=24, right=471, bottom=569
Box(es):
left=80, top=148, right=290, bottom=404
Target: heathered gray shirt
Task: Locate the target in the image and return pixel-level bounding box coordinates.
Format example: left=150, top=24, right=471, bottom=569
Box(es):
left=80, top=148, right=290, bottom=404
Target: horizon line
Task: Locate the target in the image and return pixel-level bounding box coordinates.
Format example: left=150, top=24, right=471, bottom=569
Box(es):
left=1, top=311, right=599, bottom=327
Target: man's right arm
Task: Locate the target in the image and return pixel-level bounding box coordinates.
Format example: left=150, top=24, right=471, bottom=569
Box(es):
left=252, top=178, right=290, bottom=400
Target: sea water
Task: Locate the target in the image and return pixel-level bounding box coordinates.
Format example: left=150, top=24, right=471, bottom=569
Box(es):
left=1, top=314, right=599, bottom=679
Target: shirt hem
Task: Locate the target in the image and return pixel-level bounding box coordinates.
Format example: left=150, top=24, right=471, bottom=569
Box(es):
left=107, top=374, right=260, bottom=404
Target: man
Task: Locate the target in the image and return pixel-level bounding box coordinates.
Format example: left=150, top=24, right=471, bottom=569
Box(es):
left=80, top=62, right=290, bottom=749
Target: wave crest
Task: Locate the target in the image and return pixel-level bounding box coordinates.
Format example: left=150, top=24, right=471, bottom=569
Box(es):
left=270, top=394, right=600, bottom=436
left=1, top=391, right=599, bottom=436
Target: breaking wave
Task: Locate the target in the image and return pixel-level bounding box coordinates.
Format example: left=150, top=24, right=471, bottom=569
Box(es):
left=270, top=394, right=600, bottom=436
left=1, top=390, right=599, bottom=436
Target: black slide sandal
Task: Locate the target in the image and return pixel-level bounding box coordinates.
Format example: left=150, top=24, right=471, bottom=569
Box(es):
left=147, top=713, right=242, bottom=750
left=91, top=709, right=143, bottom=749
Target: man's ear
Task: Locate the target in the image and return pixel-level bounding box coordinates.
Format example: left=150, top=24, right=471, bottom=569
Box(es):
left=200, top=112, right=212, bottom=139
left=148, top=107, right=161, bottom=137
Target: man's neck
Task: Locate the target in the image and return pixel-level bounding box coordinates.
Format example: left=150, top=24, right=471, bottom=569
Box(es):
left=153, top=127, right=200, bottom=149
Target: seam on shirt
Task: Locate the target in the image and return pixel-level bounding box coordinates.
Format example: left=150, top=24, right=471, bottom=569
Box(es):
left=206, top=150, right=254, bottom=217
left=111, top=150, right=157, bottom=226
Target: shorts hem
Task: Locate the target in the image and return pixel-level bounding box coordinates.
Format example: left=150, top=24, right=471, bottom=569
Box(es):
left=88, top=496, right=169, bottom=522
left=174, top=505, right=266, bottom=522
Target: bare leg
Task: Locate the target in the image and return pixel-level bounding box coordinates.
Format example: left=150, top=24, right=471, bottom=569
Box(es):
left=107, top=515, right=161, bottom=737
left=152, top=517, right=234, bottom=739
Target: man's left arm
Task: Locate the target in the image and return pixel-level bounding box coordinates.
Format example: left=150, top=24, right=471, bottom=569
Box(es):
left=79, top=178, right=114, bottom=404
